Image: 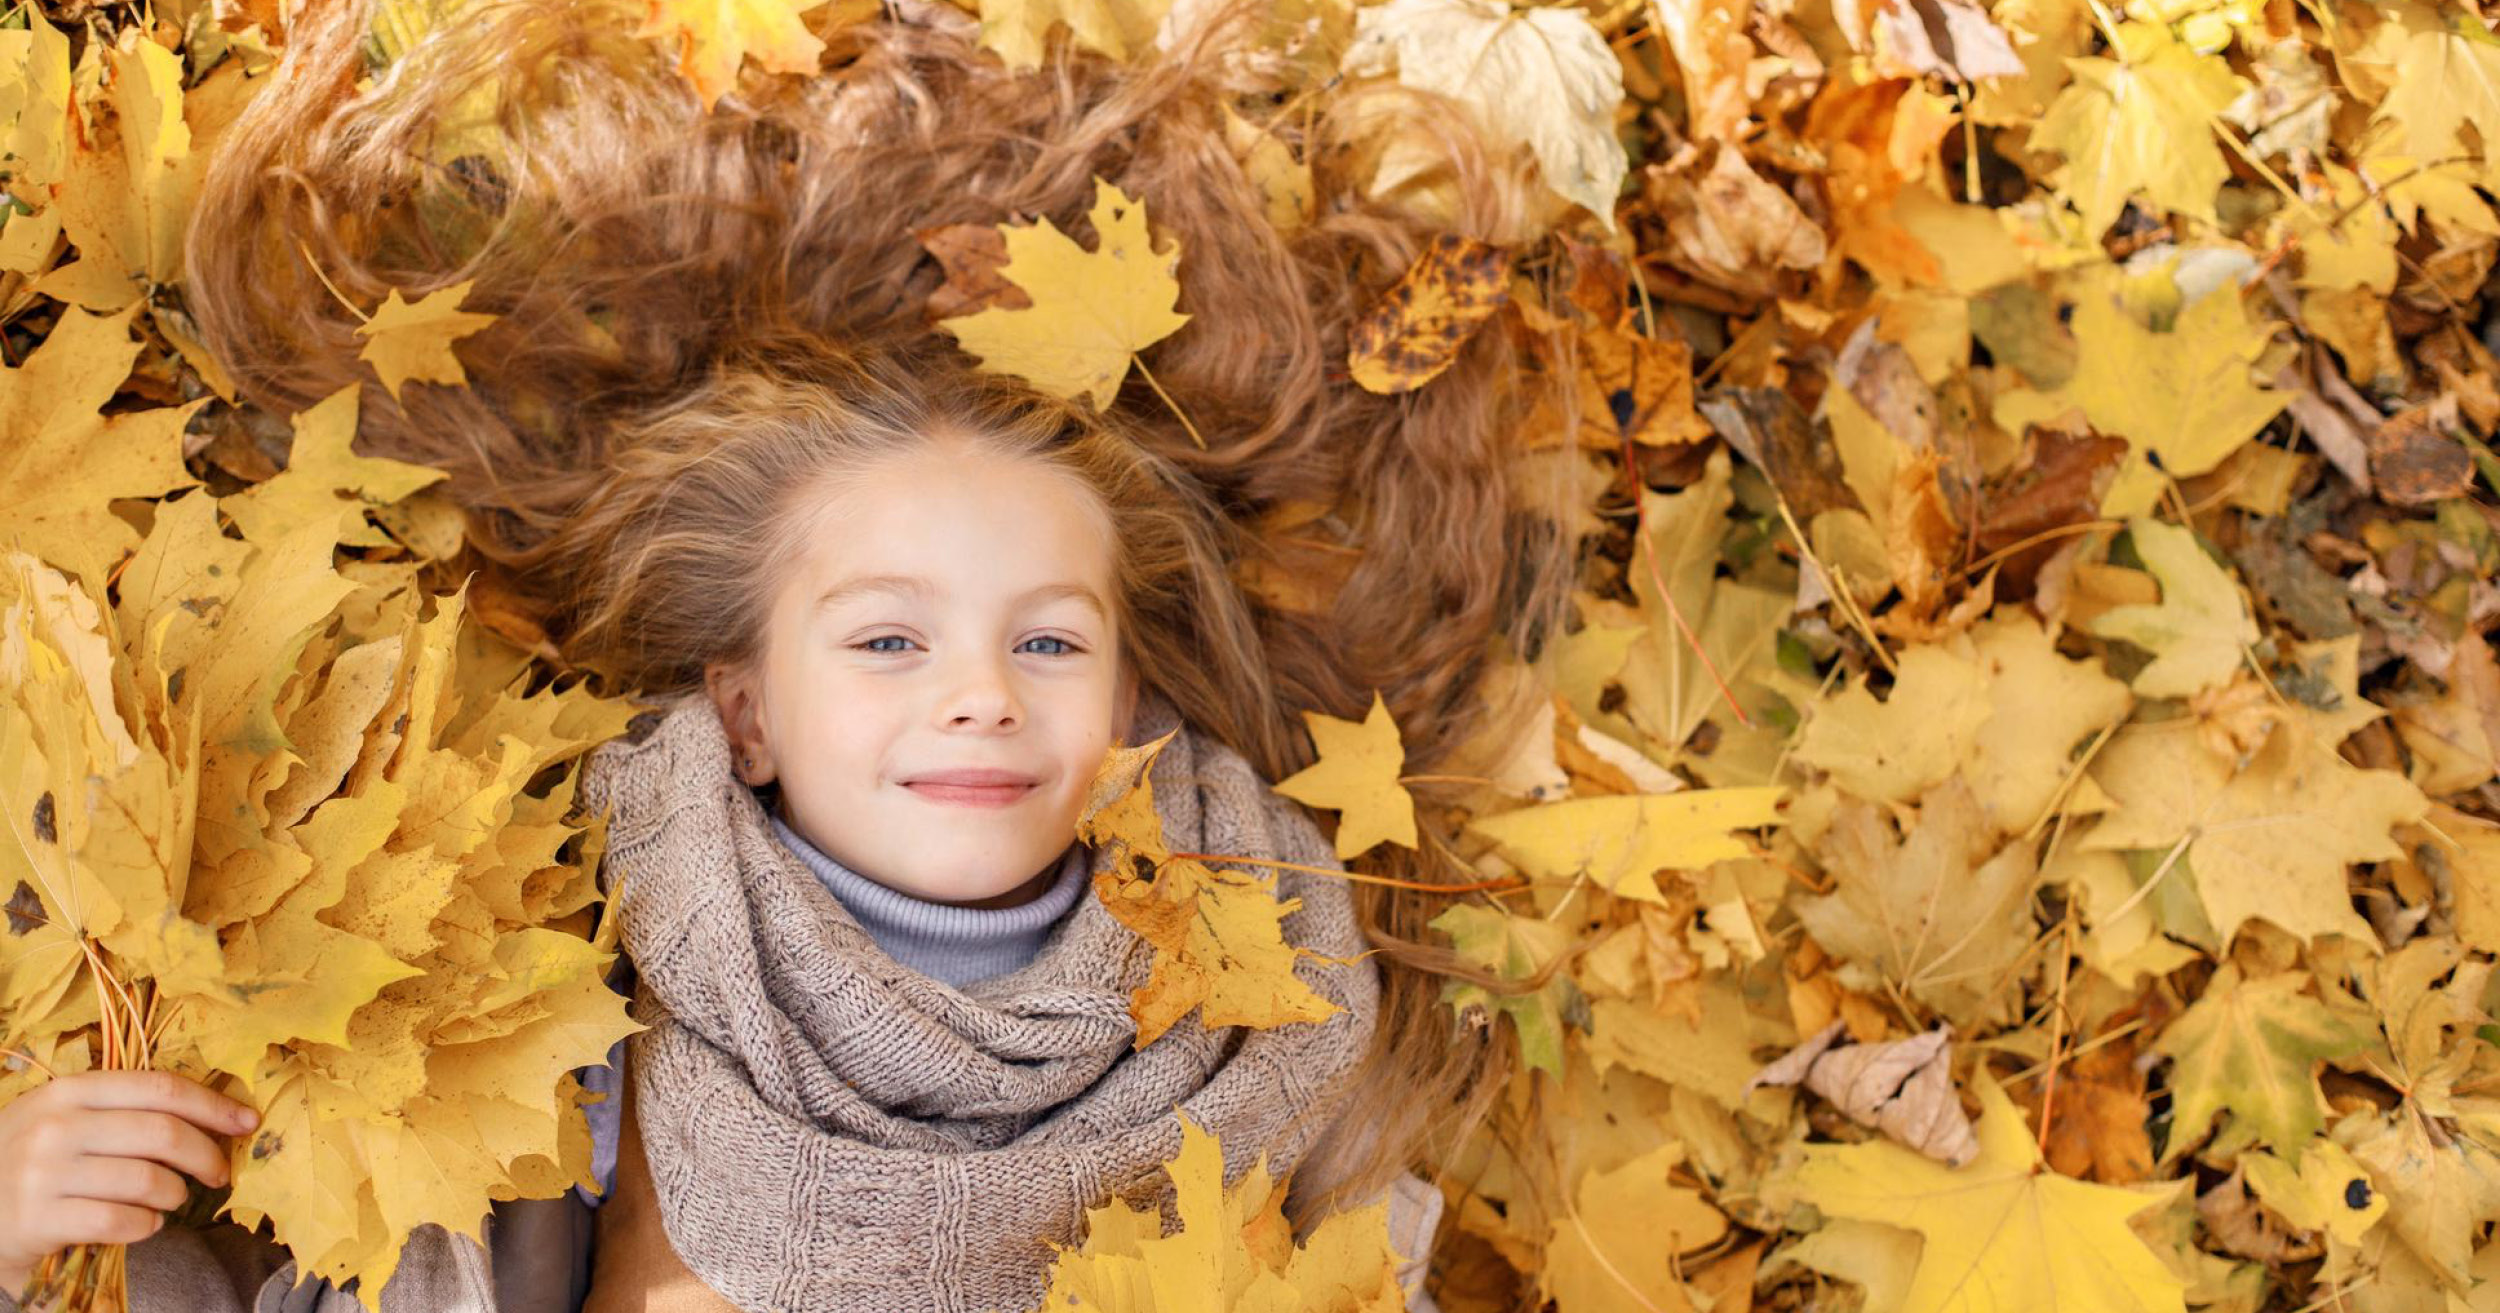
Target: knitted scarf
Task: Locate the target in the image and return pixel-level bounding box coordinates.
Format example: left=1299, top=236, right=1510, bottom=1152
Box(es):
left=575, top=694, right=1380, bottom=1313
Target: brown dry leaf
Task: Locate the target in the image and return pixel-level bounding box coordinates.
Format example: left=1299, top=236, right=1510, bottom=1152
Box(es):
left=1347, top=234, right=1512, bottom=395
left=1747, top=1021, right=1979, bottom=1165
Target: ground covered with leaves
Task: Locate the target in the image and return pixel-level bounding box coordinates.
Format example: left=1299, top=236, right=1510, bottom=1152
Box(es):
left=4, top=1, right=2500, bottom=1312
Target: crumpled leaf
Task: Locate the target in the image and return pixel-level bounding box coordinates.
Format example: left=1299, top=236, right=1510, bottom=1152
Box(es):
left=1747, top=1021, right=1978, bottom=1166
left=1341, top=0, right=1628, bottom=229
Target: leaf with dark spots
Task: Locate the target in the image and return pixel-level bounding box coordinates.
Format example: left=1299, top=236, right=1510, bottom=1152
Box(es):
left=6, top=881, right=45, bottom=936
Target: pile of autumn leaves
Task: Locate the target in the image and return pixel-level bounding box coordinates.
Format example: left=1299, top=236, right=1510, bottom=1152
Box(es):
left=11, top=0, right=2500, bottom=1312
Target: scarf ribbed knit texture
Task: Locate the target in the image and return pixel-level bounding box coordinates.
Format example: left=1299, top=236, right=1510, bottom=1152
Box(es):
left=575, top=693, right=1380, bottom=1313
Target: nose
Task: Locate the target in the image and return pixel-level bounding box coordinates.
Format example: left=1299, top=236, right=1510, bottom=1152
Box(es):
left=935, top=648, right=1023, bottom=732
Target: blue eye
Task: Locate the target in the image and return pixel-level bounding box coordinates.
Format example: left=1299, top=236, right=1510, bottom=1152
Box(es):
left=1019, top=635, right=1078, bottom=656
left=856, top=635, right=918, bottom=654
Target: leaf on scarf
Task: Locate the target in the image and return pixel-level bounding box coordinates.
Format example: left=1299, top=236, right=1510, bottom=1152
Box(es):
left=936, top=178, right=1190, bottom=409
left=354, top=280, right=498, bottom=402
left=1792, top=1071, right=2189, bottom=1313
left=1038, top=1115, right=1405, bottom=1311
left=1272, top=692, right=1417, bottom=859
left=1078, top=736, right=1344, bottom=1048
left=1, top=458, right=639, bottom=1305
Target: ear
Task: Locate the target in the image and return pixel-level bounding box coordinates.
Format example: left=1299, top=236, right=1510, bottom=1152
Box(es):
left=1112, top=660, right=1141, bottom=745
left=704, top=661, right=775, bottom=785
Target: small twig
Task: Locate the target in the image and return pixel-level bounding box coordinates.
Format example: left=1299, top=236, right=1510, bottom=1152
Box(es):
left=297, top=238, right=371, bottom=325
left=1131, top=356, right=1205, bottom=449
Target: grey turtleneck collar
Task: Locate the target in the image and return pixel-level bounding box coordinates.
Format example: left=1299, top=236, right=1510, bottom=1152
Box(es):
left=766, top=807, right=1089, bottom=988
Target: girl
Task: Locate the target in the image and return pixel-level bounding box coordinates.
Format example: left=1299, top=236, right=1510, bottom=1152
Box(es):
left=0, top=0, right=1575, bottom=1306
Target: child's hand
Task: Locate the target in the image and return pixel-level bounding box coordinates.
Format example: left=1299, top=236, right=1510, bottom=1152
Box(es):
left=0, top=1071, right=259, bottom=1291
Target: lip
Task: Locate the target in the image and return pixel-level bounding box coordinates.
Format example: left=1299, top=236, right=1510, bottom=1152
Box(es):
left=900, top=769, right=1041, bottom=809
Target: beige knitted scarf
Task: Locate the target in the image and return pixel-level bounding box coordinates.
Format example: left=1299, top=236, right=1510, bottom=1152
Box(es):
left=575, top=694, right=1380, bottom=1313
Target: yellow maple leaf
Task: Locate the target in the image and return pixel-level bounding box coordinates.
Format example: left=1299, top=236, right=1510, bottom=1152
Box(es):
left=1272, top=693, right=1417, bottom=860
left=2031, top=19, right=2244, bottom=238
left=355, top=280, right=500, bottom=402
left=1077, top=736, right=1343, bottom=1047
left=937, top=177, right=1190, bottom=409
left=1468, top=787, right=1784, bottom=906
left=221, top=387, right=450, bottom=550
left=1542, top=1141, right=1726, bottom=1313
left=2085, top=518, right=2258, bottom=700
left=2364, top=2, right=2500, bottom=192
left=2084, top=716, right=2427, bottom=946
left=0, top=305, right=201, bottom=586
left=1792, top=1071, right=2189, bottom=1313
left=976, top=0, right=1172, bottom=73
left=2053, top=287, right=2287, bottom=517
left=1793, top=643, right=1991, bottom=806
left=637, top=0, right=833, bottom=109
left=1037, top=1114, right=1405, bottom=1312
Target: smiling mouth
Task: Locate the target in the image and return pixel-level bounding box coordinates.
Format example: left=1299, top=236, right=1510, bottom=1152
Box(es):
left=900, top=780, right=1035, bottom=810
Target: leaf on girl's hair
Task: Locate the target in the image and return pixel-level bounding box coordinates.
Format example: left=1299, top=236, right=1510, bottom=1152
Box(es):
left=1344, top=234, right=1511, bottom=396
left=976, top=0, right=1171, bottom=74
left=636, top=0, right=834, bottom=109
left=1077, top=736, right=1341, bottom=1047
left=1272, top=692, right=1416, bottom=859
left=1793, top=1072, right=2190, bottom=1313
left=937, top=177, right=1190, bottom=409
left=1430, top=902, right=1574, bottom=1078
left=355, top=280, right=498, bottom=402
left=1034, top=1115, right=1405, bottom=1312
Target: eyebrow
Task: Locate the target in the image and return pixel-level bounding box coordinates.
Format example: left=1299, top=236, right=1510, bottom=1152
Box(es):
left=814, top=575, right=1109, bottom=618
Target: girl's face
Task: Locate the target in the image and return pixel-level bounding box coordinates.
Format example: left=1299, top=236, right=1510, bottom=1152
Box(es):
left=706, top=434, right=1133, bottom=906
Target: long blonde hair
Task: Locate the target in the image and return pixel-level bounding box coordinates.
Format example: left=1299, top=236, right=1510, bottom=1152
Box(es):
left=186, top=0, right=1574, bottom=1219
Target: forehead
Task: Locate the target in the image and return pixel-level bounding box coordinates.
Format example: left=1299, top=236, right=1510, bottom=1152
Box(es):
left=785, top=442, right=1117, bottom=604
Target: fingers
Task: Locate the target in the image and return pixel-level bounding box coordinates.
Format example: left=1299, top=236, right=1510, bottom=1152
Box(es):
left=43, top=1200, right=163, bottom=1247
left=68, top=1111, right=231, bottom=1189
left=57, top=1071, right=258, bottom=1137
left=53, top=1158, right=191, bottom=1213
